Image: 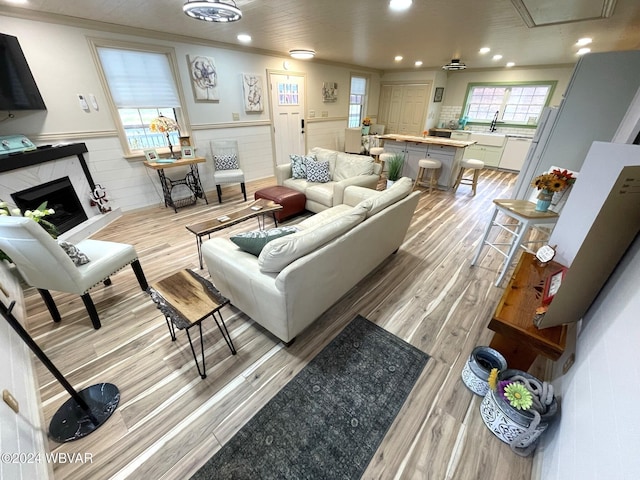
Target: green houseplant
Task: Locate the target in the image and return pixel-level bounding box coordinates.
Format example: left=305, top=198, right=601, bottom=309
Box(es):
left=386, top=153, right=405, bottom=188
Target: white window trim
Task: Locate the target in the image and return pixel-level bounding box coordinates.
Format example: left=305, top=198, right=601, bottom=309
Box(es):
left=87, top=37, right=192, bottom=158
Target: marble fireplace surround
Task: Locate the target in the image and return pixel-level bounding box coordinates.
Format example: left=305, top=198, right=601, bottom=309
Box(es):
left=0, top=144, right=121, bottom=242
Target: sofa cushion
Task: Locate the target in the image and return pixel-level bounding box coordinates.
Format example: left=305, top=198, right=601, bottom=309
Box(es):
left=366, top=177, right=413, bottom=216
left=230, top=226, right=299, bottom=256
left=333, top=153, right=374, bottom=181
left=258, top=205, right=367, bottom=273
left=305, top=182, right=335, bottom=208
left=309, top=147, right=338, bottom=178
left=282, top=178, right=308, bottom=194
left=290, top=154, right=315, bottom=179
left=296, top=204, right=352, bottom=230
left=306, top=159, right=331, bottom=183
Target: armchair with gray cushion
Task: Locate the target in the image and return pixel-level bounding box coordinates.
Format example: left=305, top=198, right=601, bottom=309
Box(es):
left=0, top=216, right=148, bottom=330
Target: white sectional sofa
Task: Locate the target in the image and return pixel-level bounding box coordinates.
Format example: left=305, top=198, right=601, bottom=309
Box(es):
left=275, top=147, right=382, bottom=213
left=201, top=177, right=420, bottom=343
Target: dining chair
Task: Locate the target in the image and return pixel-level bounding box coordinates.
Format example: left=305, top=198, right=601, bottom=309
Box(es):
left=0, top=216, right=148, bottom=329
left=210, top=140, right=247, bottom=203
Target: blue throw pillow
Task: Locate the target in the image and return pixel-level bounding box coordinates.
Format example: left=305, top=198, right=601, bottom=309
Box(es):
left=306, top=159, right=331, bottom=183
left=230, top=226, right=299, bottom=256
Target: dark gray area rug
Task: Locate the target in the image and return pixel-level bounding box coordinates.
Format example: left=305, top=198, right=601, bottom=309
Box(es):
left=191, top=315, right=429, bottom=480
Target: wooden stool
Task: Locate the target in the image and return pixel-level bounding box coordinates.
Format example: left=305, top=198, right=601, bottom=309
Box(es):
left=369, top=147, right=384, bottom=163
left=453, top=158, right=484, bottom=195
left=413, top=158, right=441, bottom=193
left=379, top=152, right=394, bottom=173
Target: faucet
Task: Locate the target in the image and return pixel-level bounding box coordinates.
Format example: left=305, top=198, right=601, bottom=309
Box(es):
left=489, top=111, right=499, bottom=132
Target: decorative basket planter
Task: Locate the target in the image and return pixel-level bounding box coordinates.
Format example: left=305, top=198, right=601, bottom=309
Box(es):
left=479, top=369, right=558, bottom=456
left=461, top=346, right=507, bottom=396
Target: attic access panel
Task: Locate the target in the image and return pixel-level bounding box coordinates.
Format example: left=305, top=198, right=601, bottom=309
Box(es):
left=511, top=0, right=616, bottom=27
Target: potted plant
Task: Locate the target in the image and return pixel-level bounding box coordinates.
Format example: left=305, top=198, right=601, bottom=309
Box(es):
left=361, top=117, right=371, bottom=135
left=386, top=153, right=404, bottom=189
left=0, top=200, right=57, bottom=264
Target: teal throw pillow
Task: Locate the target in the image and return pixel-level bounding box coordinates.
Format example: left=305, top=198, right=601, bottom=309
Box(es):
left=230, top=226, right=299, bottom=256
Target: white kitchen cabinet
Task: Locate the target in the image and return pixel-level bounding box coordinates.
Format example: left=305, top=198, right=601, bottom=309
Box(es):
left=450, top=131, right=471, bottom=141
left=463, top=144, right=504, bottom=168
left=499, top=137, right=532, bottom=171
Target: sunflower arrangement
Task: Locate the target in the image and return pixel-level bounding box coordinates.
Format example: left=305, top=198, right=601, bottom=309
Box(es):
left=362, top=117, right=371, bottom=127
left=530, top=168, right=575, bottom=192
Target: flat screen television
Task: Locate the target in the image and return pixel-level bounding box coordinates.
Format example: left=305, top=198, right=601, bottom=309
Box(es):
left=0, top=33, right=47, bottom=111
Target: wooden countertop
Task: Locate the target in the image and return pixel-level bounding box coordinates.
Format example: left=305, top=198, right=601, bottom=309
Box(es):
left=489, top=252, right=567, bottom=360
left=143, top=156, right=206, bottom=170
left=379, top=134, right=475, bottom=148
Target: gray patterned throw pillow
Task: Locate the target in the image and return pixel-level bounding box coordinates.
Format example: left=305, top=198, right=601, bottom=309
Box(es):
left=306, top=159, right=331, bottom=183
left=289, top=154, right=316, bottom=179
left=230, top=226, right=299, bottom=256
left=58, top=241, right=91, bottom=266
left=214, top=154, right=240, bottom=170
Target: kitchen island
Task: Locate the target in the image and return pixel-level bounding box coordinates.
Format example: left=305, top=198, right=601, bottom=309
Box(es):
left=379, top=134, right=475, bottom=189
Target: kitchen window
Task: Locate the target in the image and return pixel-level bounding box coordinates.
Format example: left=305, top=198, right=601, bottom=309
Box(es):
left=462, top=81, right=557, bottom=127
left=348, top=75, right=368, bottom=127
left=89, top=39, right=190, bottom=156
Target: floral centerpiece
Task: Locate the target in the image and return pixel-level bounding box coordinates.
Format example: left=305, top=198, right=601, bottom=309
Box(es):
left=0, top=200, right=57, bottom=263
left=480, top=368, right=558, bottom=456
left=362, top=117, right=371, bottom=127
left=150, top=114, right=180, bottom=158
left=530, top=168, right=576, bottom=212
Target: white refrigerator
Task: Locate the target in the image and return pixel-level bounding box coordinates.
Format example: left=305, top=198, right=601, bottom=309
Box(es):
left=511, top=50, right=640, bottom=201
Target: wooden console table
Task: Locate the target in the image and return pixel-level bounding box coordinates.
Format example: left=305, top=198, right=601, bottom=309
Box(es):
left=488, top=252, right=567, bottom=371
left=144, top=157, right=208, bottom=212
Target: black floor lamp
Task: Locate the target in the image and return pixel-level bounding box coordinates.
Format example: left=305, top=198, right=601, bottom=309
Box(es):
left=0, top=299, right=119, bottom=443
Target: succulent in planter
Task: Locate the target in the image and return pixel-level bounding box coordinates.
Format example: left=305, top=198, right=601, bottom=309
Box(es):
left=386, top=153, right=405, bottom=183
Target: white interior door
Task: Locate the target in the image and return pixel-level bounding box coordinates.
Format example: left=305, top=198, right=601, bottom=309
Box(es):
left=269, top=72, right=306, bottom=165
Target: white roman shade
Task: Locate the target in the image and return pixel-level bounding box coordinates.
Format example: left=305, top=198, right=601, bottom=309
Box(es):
left=97, top=47, right=180, bottom=108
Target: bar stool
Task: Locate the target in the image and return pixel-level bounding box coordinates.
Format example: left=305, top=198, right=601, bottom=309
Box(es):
left=413, top=158, right=441, bottom=193
left=370, top=146, right=384, bottom=162
left=453, top=158, right=484, bottom=195
left=379, top=152, right=394, bottom=173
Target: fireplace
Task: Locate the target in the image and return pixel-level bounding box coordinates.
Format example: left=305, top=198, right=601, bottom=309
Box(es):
left=11, top=177, right=88, bottom=235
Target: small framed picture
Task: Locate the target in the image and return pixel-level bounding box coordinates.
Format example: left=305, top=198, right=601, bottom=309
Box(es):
left=144, top=149, right=158, bottom=162
left=179, top=136, right=192, bottom=147
left=434, top=87, right=444, bottom=103
left=542, top=267, right=567, bottom=305
left=181, top=146, right=195, bottom=159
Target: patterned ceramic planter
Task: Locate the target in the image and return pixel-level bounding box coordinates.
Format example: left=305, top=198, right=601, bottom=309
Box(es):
left=461, top=346, right=507, bottom=396
left=479, top=369, right=558, bottom=454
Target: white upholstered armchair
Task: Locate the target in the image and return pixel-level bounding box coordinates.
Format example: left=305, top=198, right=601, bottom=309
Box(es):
left=0, top=216, right=148, bottom=329
left=210, top=140, right=247, bottom=203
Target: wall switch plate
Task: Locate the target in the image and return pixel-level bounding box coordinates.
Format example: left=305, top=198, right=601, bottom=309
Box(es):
left=309, top=110, right=315, bottom=118
left=321, top=111, right=328, bottom=117
left=232, top=113, right=240, bottom=121
left=89, top=94, right=99, bottom=110
left=3, top=389, right=19, bottom=414
left=77, top=94, right=89, bottom=111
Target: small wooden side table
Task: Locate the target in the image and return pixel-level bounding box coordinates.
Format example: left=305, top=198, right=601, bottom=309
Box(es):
left=144, top=156, right=208, bottom=212
left=148, top=269, right=236, bottom=379
left=488, top=252, right=567, bottom=372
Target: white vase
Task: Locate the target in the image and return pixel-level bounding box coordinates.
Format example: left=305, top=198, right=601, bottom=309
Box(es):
left=386, top=179, right=395, bottom=189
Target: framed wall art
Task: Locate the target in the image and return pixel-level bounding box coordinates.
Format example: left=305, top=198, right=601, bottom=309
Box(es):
left=434, top=87, right=444, bottom=103
left=242, top=74, right=264, bottom=112
left=188, top=55, right=219, bottom=101
left=322, top=82, right=337, bottom=102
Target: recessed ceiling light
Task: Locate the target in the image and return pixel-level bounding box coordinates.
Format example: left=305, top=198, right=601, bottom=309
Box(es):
left=576, top=37, right=592, bottom=46
left=289, top=49, right=316, bottom=60
left=414, top=60, right=423, bottom=67
left=237, top=34, right=251, bottom=43
left=479, top=47, right=491, bottom=54
left=394, top=55, right=403, bottom=62
left=577, top=48, right=591, bottom=55
left=389, top=0, right=412, bottom=11
left=506, top=62, right=515, bottom=67
left=492, top=54, right=503, bottom=61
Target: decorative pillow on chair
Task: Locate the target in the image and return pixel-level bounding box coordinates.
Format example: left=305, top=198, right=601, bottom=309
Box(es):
left=230, top=226, right=299, bottom=256
left=306, top=159, right=331, bottom=183
left=214, top=154, right=240, bottom=170
left=290, top=154, right=316, bottom=179
left=58, top=241, right=91, bottom=266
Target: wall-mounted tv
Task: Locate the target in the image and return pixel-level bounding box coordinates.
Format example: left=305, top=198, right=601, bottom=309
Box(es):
left=0, top=33, right=47, bottom=111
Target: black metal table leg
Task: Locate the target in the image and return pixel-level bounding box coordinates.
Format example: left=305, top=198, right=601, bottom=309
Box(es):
left=212, top=310, right=237, bottom=355
left=185, top=322, right=207, bottom=379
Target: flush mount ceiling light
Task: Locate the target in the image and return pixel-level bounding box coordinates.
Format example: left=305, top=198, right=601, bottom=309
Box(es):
left=389, top=0, right=412, bottom=11
left=183, top=0, right=242, bottom=23
left=289, top=49, right=315, bottom=60
left=442, top=59, right=467, bottom=70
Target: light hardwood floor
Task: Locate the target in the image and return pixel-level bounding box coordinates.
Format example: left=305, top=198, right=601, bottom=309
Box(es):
left=24, top=170, right=547, bottom=479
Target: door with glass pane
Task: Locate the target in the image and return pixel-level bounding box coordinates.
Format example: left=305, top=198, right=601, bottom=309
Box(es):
left=268, top=72, right=306, bottom=165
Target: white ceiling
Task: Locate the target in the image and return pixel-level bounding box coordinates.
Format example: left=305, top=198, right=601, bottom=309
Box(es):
left=2, top=0, right=640, bottom=71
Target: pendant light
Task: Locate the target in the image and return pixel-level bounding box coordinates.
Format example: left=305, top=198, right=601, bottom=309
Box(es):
left=183, top=0, right=242, bottom=23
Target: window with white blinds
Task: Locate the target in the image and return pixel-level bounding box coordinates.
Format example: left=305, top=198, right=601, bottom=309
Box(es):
left=90, top=39, right=188, bottom=155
